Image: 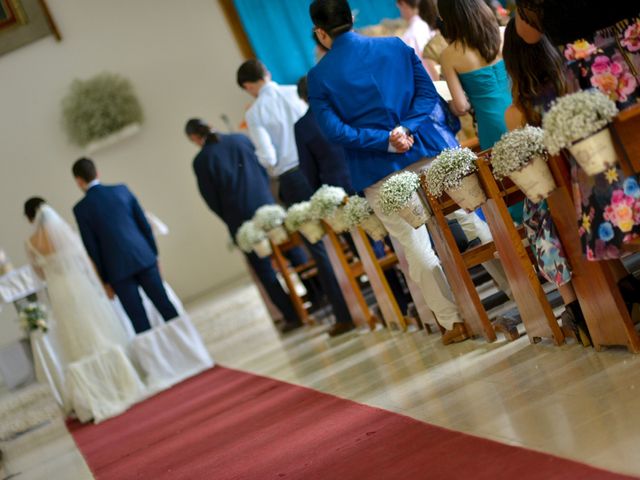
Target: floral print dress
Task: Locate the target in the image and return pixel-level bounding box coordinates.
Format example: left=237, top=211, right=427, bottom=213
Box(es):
left=563, top=16, right=640, bottom=259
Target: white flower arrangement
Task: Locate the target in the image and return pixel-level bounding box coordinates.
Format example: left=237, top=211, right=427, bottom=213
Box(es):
left=425, top=147, right=478, bottom=197
left=491, top=126, right=547, bottom=179
left=309, top=185, right=348, bottom=220
left=285, top=201, right=314, bottom=231
left=342, top=195, right=374, bottom=229
left=378, top=171, right=421, bottom=215
left=253, top=204, right=287, bottom=231
left=236, top=220, right=267, bottom=253
left=19, top=303, right=48, bottom=333
left=542, top=89, right=618, bottom=155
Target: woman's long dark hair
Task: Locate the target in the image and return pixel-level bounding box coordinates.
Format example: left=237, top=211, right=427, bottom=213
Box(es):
left=502, top=18, right=567, bottom=126
left=437, top=0, right=500, bottom=63
left=418, top=0, right=438, bottom=29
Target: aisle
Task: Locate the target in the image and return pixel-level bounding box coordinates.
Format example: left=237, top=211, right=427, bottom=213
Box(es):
left=68, top=365, right=634, bottom=480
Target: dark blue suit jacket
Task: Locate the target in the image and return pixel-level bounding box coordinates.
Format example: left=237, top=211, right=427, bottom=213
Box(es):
left=307, top=31, right=459, bottom=191
left=73, top=184, right=157, bottom=285
left=294, top=108, right=354, bottom=194
left=192, top=133, right=274, bottom=239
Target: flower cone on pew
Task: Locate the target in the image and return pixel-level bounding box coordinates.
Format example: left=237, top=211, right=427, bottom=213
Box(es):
left=378, top=171, right=430, bottom=228
left=343, top=195, right=388, bottom=241
left=425, top=147, right=486, bottom=211
left=309, top=185, right=349, bottom=233
left=285, top=201, right=325, bottom=244
left=253, top=204, right=289, bottom=245
left=236, top=220, right=272, bottom=258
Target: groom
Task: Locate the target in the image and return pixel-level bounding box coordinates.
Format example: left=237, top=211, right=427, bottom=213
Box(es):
left=72, top=157, right=178, bottom=333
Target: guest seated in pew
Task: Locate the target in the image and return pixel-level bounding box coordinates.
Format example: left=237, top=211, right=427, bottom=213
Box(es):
left=502, top=21, right=592, bottom=345
left=307, top=0, right=512, bottom=344
left=514, top=0, right=640, bottom=305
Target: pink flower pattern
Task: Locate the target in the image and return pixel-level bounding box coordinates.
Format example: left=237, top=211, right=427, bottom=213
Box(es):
left=621, top=20, right=640, bottom=53
left=590, top=54, right=638, bottom=102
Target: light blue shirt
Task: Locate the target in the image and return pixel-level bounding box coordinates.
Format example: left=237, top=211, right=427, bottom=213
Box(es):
left=245, top=82, right=308, bottom=178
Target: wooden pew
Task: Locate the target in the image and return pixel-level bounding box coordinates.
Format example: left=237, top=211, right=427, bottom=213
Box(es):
left=321, top=222, right=378, bottom=330
left=546, top=153, right=640, bottom=352
left=611, top=103, right=640, bottom=176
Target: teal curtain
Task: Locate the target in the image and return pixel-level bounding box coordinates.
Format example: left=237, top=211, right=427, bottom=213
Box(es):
left=233, top=0, right=400, bottom=84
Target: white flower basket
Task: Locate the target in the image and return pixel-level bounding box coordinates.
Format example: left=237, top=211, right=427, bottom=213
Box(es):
left=567, top=127, right=618, bottom=176
left=299, top=221, right=325, bottom=244
left=360, top=214, right=388, bottom=241
left=252, top=238, right=272, bottom=258
left=508, top=154, right=556, bottom=202
left=325, top=206, right=349, bottom=233
left=266, top=225, right=289, bottom=245
left=446, top=173, right=486, bottom=211
left=397, top=192, right=430, bottom=228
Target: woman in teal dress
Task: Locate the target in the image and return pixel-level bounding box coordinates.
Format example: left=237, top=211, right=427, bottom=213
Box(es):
left=438, top=0, right=522, bottom=222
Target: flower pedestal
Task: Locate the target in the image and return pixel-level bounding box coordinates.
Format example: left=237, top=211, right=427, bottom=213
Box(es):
left=397, top=192, right=430, bottom=229
left=266, top=226, right=288, bottom=245
left=508, top=154, right=556, bottom=202
left=299, top=221, right=325, bottom=244
left=446, top=173, right=486, bottom=211
left=360, top=214, right=388, bottom=241
left=568, top=127, right=618, bottom=176
left=252, top=238, right=273, bottom=258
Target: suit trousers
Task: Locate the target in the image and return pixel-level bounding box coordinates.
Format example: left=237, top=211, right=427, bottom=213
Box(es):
left=278, top=169, right=353, bottom=325
left=245, top=251, right=300, bottom=324
left=111, top=264, right=179, bottom=334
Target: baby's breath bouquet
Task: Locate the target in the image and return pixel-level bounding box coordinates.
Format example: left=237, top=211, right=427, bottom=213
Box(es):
left=236, top=220, right=271, bottom=257
left=309, top=185, right=348, bottom=219
left=285, top=202, right=325, bottom=243
left=20, top=303, right=48, bottom=334
left=253, top=205, right=289, bottom=244
left=425, top=147, right=485, bottom=211
left=343, top=195, right=388, bottom=241
left=378, top=171, right=429, bottom=228
left=491, top=126, right=556, bottom=202
left=543, top=90, right=618, bottom=175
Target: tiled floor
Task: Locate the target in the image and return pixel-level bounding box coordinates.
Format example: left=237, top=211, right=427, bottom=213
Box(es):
left=3, top=279, right=640, bottom=478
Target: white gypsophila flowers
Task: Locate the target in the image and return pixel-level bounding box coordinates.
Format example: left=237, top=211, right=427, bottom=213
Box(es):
left=542, top=89, right=618, bottom=155
left=425, top=147, right=478, bottom=197
left=285, top=201, right=314, bottom=231
left=236, top=220, right=266, bottom=253
left=491, top=126, right=547, bottom=179
left=253, top=204, right=287, bottom=231
left=378, top=171, right=421, bottom=215
left=342, top=195, right=373, bottom=228
left=309, top=185, right=348, bottom=220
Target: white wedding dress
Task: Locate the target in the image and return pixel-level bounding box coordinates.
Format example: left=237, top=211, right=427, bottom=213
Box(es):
left=27, top=205, right=145, bottom=423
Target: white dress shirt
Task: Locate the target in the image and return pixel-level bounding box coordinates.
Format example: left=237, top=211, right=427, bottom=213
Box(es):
left=245, top=81, right=308, bottom=177
left=401, top=15, right=436, bottom=69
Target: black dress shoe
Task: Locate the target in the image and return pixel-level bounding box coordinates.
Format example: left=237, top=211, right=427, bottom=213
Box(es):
left=280, top=321, right=304, bottom=333
left=328, top=322, right=356, bottom=337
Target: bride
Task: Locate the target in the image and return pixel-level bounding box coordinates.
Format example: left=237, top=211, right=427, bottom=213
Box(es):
left=24, top=197, right=145, bottom=423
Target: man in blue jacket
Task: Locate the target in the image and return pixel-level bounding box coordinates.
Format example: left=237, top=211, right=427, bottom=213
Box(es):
left=72, top=158, right=178, bottom=334
left=307, top=0, right=490, bottom=344
left=185, top=118, right=303, bottom=332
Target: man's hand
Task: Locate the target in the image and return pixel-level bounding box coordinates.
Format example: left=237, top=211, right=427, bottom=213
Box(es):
left=104, top=283, right=115, bottom=300
left=389, top=127, right=414, bottom=153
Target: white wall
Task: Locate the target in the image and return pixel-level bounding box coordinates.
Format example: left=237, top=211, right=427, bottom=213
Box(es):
left=0, top=0, right=253, bottom=344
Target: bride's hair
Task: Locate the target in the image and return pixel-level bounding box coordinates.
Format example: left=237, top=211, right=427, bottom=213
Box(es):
left=24, top=197, right=46, bottom=222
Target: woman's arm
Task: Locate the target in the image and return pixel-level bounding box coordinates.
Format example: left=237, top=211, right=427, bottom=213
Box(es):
left=440, top=47, right=471, bottom=116
left=505, top=104, right=525, bottom=131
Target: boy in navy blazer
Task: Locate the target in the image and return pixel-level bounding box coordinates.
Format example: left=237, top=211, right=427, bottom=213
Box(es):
left=72, top=158, right=178, bottom=333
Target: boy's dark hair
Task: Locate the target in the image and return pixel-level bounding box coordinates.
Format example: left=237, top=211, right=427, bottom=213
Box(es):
left=297, top=76, right=308, bottom=103
left=24, top=197, right=46, bottom=222
left=309, top=0, right=353, bottom=39
left=236, top=59, right=267, bottom=88
left=72, top=157, right=97, bottom=183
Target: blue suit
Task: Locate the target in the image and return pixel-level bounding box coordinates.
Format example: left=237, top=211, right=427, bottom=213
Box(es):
left=74, top=183, right=178, bottom=333
left=307, top=31, right=459, bottom=192
left=294, top=108, right=353, bottom=194
left=192, top=133, right=302, bottom=324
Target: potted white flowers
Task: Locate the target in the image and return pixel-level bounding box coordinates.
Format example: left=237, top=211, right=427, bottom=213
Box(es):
left=285, top=202, right=325, bottom=243
left=20, top=303, right=48, bottom=334
left=253, top=205, right=288, bottom=245
left=342, top=195, right=388, bottom=241
left=491, top=126, right=556, bottom=202
left=425, top=147, right=486, bottom=211
left=309, top=185, right=349, bottom=233
left=378, top=171, right=429, bottom=228
left=236, top=220, right=272, bottom=258
left=543, top=89, right=619, bottom=175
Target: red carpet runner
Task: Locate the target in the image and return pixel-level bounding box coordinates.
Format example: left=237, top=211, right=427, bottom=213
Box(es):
left=68, top=366, right=636, bottom=479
